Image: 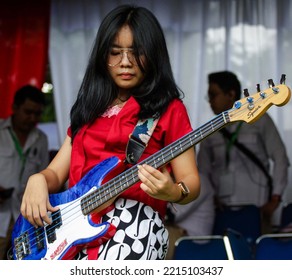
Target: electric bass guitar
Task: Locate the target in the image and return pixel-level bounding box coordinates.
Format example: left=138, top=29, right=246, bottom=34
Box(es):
left=10, top=81, right=291, bottom=260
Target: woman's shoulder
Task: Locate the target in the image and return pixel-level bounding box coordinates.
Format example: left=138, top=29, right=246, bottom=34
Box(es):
left=159, top=98, right=192, bottom=134
left=170, top=98, right=184, bottom=106
left=166, top=98, right=186, bottom=113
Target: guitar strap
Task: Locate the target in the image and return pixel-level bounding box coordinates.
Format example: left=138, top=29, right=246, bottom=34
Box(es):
left=125, top=115, right=160, bottom=164
left=220, top=127, right=273, bottom=200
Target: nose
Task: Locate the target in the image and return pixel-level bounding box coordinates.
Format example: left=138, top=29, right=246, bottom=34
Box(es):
left=120, top=51, right=132, bottom=66
left=205, top=95, right=212, bottom=103
left=29, top=112, right=42, bottom=124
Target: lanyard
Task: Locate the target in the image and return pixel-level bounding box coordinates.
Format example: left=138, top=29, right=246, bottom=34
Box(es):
left=225, top=122, right=243, bottom=167
left=8, top=128, right=30, bottom=180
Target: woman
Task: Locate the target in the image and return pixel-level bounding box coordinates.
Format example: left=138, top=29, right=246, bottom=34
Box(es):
left=20, top=5, right=200, bottom=260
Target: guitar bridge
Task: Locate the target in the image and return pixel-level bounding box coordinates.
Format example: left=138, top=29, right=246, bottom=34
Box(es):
left=13, top=210, right=62, bottom=259
left=14, top=232, right=30, bottom=260
left=13, top=227, right=45, bottom=260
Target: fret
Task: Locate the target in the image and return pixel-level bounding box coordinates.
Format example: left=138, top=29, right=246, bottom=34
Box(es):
left=11, top=83, right=290, bottom=260
left=189, top=133, right=194, bottom=146
left=81, top=109, right=231, bottom=215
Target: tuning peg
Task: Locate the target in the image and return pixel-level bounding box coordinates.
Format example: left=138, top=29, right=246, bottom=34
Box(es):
left=256, top=84, right=261, bottom=92
left=243, top=88, right=249, bottom=97
left=280, top=74, right=286, bottom=84
left=268, top=79, right=275, bottom=88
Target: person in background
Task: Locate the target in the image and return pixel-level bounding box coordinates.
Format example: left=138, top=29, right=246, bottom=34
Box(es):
left=0, top=85, right=49, bottom=259
left=20, top=5, right=200, bottom=260
left=165, top=172, right=215, bottom=259
left=173, top=173, right=215, bottom=236
left=197, top=71, right=289, bottom=233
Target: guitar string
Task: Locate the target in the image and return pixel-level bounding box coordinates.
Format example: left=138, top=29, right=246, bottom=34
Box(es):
left=75, top=90, right=272, bottom=216
left=13, top=108, right=230, bottom=256
left=13, top=111, right=225, bottom=256
left=51, top=88, right=279, bottom=236
left=80, top=111, right=229, bottom=213
left=13, top=98, right=246, bottom=256
left=13, top=100, right=244, bottom=256
left=14, top=93, right=268, bottom=257
left=58, top=109, right=228, bottom=214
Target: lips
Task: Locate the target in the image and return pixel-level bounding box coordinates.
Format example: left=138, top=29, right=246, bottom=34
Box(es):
left=119, top=72, right=134, bottom=79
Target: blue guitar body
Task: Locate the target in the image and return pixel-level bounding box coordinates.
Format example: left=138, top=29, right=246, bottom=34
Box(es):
left=11, top=157, right=119, bottom=260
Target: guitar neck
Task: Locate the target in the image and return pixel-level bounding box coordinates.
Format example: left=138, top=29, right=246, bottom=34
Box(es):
left=141, top=111, right=229, bottom=170
left=81, top=111, right=230, bottom=214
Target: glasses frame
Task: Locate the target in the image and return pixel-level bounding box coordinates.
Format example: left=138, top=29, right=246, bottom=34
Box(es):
left=108, top=47, right=139, bottom=67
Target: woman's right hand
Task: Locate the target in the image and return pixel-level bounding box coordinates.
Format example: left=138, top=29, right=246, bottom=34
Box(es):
left=20, top=173, right=58, bottom=227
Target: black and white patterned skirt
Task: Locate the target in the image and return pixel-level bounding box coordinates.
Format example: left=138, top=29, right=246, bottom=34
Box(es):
left=75, top=198, right=169, bottom=260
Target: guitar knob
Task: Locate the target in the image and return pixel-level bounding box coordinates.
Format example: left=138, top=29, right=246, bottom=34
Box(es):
left=268, top=79, right=275, bottom=87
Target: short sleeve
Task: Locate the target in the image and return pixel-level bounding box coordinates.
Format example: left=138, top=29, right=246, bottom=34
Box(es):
left=160, top=99, right=193, bottom=146
left=67, top=126, right=72, bottom=137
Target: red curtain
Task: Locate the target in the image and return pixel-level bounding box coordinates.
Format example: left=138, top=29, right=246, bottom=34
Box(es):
left=0, top=0, right=50, bottom=118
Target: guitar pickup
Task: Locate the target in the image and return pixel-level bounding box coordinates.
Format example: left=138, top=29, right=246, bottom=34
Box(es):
left=35, top=227, right=45, bottom=250
left=45, top=209, right=62, bottom=244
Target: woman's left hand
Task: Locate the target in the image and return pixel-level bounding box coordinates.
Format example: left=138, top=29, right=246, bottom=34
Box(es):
left=137, top=164, right=178, bottom=201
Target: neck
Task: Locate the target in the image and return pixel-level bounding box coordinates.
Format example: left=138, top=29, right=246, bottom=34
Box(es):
left=117, top=95, right=130, bottom=102
left=11, top=124, right=29, bottom=147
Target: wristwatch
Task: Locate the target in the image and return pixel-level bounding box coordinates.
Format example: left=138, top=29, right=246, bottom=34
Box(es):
left=174, top=181, right=190, bottom=203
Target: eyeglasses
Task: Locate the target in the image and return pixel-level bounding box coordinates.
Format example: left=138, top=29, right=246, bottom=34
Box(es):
left=108, top=47, right=140, bottom=67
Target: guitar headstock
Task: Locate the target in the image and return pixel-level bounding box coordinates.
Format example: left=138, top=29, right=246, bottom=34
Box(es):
left=228, top=81, right=291, bottom=124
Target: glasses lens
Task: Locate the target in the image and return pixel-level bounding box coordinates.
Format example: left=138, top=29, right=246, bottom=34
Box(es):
left=127, top=51, right=136, bottom=64
left=108, top=48, right=138, bottom=67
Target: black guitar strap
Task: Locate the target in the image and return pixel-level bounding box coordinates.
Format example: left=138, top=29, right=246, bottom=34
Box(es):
left=220, top=127, right=273, bottom=200
left=125, top=115, right=160, bottom=164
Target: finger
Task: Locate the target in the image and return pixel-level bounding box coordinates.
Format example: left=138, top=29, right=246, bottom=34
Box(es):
left=138, top=164, right=161, bottom=185
left=137, top=166, right=155, bottom=192
left=138, top=165, right=155, bottom=190
left=23, top=204, right=40, bottom=228
left=160, top=166, right=173, bottom=182
left=140, top=164, right=161, bottom=177
left=37, top=203, right=52, bottom=226
left=46, top=201, right=60, bottom=223
left=137, top=165, right=147, bottom=181
left=32, top=205, right=45, bottom=227
left=139, top=182, right=157, bottom=197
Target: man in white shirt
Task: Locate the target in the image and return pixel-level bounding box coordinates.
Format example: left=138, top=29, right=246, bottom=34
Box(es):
left=198, top=71, right=290, bottom=233
left=0, top=85, right=49, bottom=259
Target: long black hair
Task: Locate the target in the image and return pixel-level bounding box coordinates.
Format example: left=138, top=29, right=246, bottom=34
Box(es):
left=70, top=5, right=183, bottom=141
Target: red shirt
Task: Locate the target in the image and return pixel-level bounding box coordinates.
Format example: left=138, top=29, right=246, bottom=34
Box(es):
left=68, top=97, right=192, bottom=217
